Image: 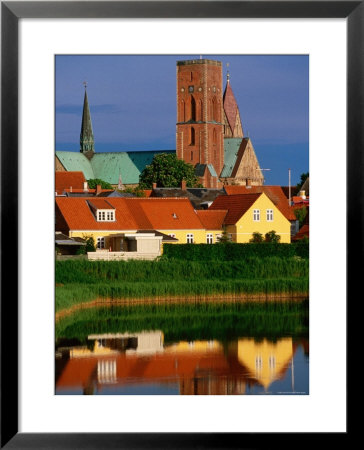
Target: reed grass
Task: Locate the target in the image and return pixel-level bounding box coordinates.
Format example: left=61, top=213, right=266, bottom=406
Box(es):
left=55, top=277, right=309, bottom=312
left=55, top=257, right=308, bottom=284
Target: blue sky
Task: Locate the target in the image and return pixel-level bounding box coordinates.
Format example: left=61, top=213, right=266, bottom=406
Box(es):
left=55, top=55, right=309, bottom=186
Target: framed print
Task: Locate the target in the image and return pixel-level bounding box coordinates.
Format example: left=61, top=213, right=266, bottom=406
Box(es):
left=1, top=1, right=358, bottom=447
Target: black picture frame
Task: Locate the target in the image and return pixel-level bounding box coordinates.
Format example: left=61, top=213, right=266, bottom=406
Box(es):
left=1, top=1, right=357, bottom=448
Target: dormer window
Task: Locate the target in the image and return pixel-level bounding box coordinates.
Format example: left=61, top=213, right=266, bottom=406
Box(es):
left=87, top=200, right=116, bottom=222
left=97, top=210, right=115, bottom=222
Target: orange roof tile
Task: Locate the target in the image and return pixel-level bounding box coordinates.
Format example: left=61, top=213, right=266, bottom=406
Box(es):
left=55, top=197, right=205, bottom=232
left=55, top=171, right=86, bottom=194
left=223, top=185, right=297, bottom=221
left=209, top=193, right=261, bottom=224
left=87, top=199, right=115, bottom=210
left=196, top=210, right=227, bottom=230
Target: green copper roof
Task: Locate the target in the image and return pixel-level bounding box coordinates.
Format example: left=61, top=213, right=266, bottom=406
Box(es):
left=91, top=150, right=175, bottom=185
left=57, top=150, right=175, bottom=185
left=56, top=151, right=95, bottom=179
left=221, top=138, right=244, bottom=178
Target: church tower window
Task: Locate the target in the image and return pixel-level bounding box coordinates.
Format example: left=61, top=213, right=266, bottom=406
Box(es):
left=190, top=127, right=195, bottom=145
left=190, top=96, right=196, bottom=121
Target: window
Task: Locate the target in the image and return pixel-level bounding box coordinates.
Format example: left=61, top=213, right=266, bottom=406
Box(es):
left=206, top=233, right=213, bottom=244
left=97, top=210, right=115, bottom=222
left=190, top=127, right=195, bottom=146
left=97, top=237, right=105, bottom=249
left=190, top=96, right=196, bottom=121
left=186, top=233, right=194, bottom=244
left=253, top=209, right=260, bottom=221
left=266, top=209, right=273, bottom=221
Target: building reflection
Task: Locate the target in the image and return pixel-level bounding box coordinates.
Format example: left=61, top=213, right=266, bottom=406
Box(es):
left=56, top=332, right=305, bottom=395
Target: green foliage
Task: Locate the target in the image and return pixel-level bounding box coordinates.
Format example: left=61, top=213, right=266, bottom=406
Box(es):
left=81, top=234, right=96, bottom=252
left=139, top=153, right=201, bottom=188
left=216, top=229, right=232, bottom=244
left=296, top=172, right=309, bottom=190
left=122, top=186, right=146, bottom=197
left=162, top=242, right=308, bottom=261
left=250, top=232, right=264, bottom=243
left=264, top=230, right=281, bottom=243
left=55, top=257, right=309, bottom=312
left=294, top=206, right=307, bottom=227
left=55, top=258, right=308, bottom=284
left=87, top=178, right=113, bottom=189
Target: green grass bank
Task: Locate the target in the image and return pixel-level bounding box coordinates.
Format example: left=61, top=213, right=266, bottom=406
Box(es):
left=55, top=257, right=309, bottom=313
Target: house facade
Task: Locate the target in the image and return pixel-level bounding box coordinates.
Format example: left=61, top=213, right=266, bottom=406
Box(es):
left=55, top=197, right=215, bottom=258
left=209, top=192, right=291, bottom=243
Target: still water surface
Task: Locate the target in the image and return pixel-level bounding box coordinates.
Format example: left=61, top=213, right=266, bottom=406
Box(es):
left=55, top=300, right=309, bottom=395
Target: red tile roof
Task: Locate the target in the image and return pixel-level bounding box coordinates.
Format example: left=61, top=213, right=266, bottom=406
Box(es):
left=55, top=171, right=86, bottom=195
left=87, top=199, right=115, bottom=210
left=223, top=185, right=296, bottom=221
left=196, top=210, right=228, bottom=230
left=209, top=193, right=261, bottom=224
left=55, top=197, right=204, bottom=232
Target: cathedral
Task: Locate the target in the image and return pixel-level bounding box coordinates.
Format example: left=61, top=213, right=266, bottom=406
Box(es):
left=56, top=58, right=264, bottom=189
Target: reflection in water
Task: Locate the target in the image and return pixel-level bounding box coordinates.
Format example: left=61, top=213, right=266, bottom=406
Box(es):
left=56, top=332, right=309, bottom=395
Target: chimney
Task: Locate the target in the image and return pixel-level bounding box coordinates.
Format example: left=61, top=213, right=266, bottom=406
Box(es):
left=152, top=182, right=157, bottom=190
left=83, top=181, right=89, bottom=192
left=96, top=184, right=102, bottom=195
left=181, top=179, right=187, bottom=190
left=299, top=190, right=306, bottom=199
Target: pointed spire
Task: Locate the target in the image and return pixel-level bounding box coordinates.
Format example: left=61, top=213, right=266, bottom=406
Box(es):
left=80, top=82, right=94, bottom=154
left=223, top=76, right=244, bottom=138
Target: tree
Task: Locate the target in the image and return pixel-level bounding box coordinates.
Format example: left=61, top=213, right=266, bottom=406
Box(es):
left=139, top=153, right=201, bottom=188
left=249, top=232, right=264, bottom=243
left=82, top=234, right=96, bottom=252
left=264, top=230, right=281, bottom=243
left=296, top=172, right=309, bottom=190
left=87, top=178, right=113, bottom=189
left=122, top=186, right=146, bottom=197
left=294, top=206, right=307, bottom=227
left=216, top=229, right=232, bottom=244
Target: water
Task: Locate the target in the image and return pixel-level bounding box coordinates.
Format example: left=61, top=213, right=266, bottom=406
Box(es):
left=55, top=300, right=309, bottom=395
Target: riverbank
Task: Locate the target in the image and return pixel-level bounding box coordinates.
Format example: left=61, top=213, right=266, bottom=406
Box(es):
left=55, top=258, right=309, bottom=315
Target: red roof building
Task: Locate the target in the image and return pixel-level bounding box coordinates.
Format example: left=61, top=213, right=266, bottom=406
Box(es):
left=223, top=185, right=297, bottom=222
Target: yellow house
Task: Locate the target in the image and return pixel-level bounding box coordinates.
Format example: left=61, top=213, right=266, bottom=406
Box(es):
left=55, top=197, right=210, bottom=256
left=209, top=192, right=291, bottom=243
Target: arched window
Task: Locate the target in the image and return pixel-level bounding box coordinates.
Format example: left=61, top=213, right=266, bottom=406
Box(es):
left=191, top=96, right=196, bottom=121
left=190, top=127, right=195, bottom=145
left=190, top=71, right=193, bottom=82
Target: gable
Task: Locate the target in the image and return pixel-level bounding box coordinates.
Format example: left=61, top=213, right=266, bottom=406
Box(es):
left=231, top=139, right=264, bottom=184
left=56, top=152, right=95, bottom=180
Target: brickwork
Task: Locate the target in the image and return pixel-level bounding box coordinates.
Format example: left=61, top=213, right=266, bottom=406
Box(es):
left=176, top=59, right=224, bottom=187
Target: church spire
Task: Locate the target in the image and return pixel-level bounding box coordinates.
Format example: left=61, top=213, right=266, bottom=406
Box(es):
left=223, top=70, right=244, bottom=139
left=80, top=82, right=95, bottom=154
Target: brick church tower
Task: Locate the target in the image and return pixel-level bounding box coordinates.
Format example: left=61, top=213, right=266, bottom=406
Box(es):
left=176, top=59, right=224, bottom=188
